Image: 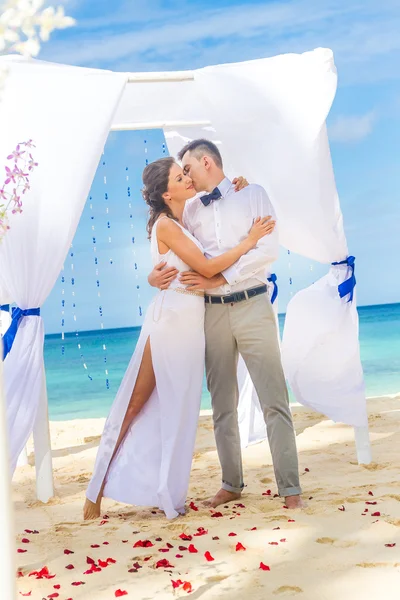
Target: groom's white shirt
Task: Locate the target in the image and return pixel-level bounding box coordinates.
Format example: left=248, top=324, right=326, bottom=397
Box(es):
left=183, top=177, right=279, bottom=295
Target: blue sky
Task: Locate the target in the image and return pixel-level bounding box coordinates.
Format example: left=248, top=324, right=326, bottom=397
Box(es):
left=39, top=0, right=400, bottom=333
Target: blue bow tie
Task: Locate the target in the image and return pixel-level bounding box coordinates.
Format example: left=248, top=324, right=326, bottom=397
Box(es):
left=201, top=187, right=222, bottom=207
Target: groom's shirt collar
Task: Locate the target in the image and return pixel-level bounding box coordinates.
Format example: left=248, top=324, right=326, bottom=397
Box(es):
left=215, top=177, right=232, bottom=198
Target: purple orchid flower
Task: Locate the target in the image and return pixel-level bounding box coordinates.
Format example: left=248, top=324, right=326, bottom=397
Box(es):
left=7, top=145, right=25, bottom=162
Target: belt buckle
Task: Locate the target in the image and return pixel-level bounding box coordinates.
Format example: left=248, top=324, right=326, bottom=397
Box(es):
left=220, top=296, right=225, bottom=304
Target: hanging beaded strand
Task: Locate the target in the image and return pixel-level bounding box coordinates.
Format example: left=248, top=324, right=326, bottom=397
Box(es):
left=60, top=265, right=65, bottom=356
left=89, top=172, right=110, bottom=390
left=69, top=244, right=93, bottom=380
left=287, top=249, right=293, bottom=296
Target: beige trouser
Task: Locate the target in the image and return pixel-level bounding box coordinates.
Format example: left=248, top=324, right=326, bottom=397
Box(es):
left=205, top=292, right=301, bottom=497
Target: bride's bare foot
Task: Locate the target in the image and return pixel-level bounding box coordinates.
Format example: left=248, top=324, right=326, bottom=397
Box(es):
left=285, top=495, right=305, bottom=509
left=83, top=497, right=102, bottom=520
left=205, top=488, right=242, bottom=509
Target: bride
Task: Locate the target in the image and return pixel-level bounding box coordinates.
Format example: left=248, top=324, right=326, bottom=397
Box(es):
left=84, top=157, right=275, bottom=520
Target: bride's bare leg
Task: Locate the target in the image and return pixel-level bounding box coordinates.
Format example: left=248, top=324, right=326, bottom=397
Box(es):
left=84, top=339, right=155, bottom=520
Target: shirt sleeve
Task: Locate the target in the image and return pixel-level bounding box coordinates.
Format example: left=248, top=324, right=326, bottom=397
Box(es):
left=222, top=185, right=279, bottom=286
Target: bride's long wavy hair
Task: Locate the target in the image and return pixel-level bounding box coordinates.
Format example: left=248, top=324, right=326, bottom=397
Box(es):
left=142, top=157, right=177, bottom=239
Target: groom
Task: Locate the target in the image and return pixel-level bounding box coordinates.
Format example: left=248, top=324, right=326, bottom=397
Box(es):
left=148, top=139, right=302, bottom=509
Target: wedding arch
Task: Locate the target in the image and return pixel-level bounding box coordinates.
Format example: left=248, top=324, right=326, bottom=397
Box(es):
left=0, top=48, right=371, bottom=506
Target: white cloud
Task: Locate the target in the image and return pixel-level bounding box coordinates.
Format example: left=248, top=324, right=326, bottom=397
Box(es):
left=39, top=0, right=400, bottom=86
left=329, top=112, right=375, bottom=143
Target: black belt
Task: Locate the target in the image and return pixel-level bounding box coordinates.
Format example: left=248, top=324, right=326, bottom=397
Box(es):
left=205, top=284, right=268, bottom=305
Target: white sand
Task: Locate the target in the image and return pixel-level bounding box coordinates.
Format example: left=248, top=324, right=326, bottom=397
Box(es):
left=14, top=396, right=400, bottom=600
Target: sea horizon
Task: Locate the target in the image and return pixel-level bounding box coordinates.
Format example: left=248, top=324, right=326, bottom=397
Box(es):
left=44, top=302, right=400, bottom=421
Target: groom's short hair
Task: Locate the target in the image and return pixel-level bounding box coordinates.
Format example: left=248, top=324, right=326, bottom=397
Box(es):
left=177, top=139, right=223, bottom=169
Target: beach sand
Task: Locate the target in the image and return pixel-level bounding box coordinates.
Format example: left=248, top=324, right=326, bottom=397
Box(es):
left=14, top=395, right=400, bottom=600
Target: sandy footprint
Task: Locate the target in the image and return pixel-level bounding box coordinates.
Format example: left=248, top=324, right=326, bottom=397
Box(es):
left=273, top=585, right=303, bottom=595
left=316, top=537, right=357, bottom=548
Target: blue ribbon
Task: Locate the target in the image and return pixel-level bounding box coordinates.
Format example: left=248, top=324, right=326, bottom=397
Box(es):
left=0, top=304, right=10, bottom=312
left=331, top=255, right=356, bottom=302
left=267, top=273, right=278, bottom=304
left=2, top=307, right=40, bottom=359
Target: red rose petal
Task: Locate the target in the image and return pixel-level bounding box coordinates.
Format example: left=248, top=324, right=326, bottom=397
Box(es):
left=103, top=541, right=109, bottom=545
left=250, top=527, right=257, bottom=531
left=155, top=537, right=162, bottom=542
left=366, top=501, right=377, bottom=505
left=64, top=549, right=74, bottom=555
left=385, top=543, right=396, bottom=548
left=133, top=539, right=154, bottom=548
left=273, top=527, right=281, bottom=530
left=269, top=542, right=278, bottom=546
left=53, top=585, right=60, bottom=590
left=65, top=564, right=74, bottom=570
left=183, top=582, right=192, bottom=593
left=98, top=559, right=109, bottom=568
left=304, top=468, right=310, bottom=472
left=155, top=559, right=174, bottom=568
left=178, top=545, right=187, bottom=551
left=368, top=491, right=374, bottom=496
left=172, top=580, right=183, bottom=589
left=372, top=512, right=381, bottom=517
left=235, top=542, right=246, bottom=551
left=166, top=542, right=174, bottom=549
left=86, top=556, right=95, bottom=565
left=179, top=533, right=192, bottom=541
left=259, top=562, right=270, bottom=571
left=107, top=558, right=116, bottom=564
left=188, top=544, right=198, bottom=553
left=21, top=538, right=30, bottom=544
left=288, top=519, right=295, bottom=523
left=28, top=567, right=55, bottom=580
left=47, top=594, right=59, bottom=599
left=212, top=536, right=219, bottom=540
left=189, top=501, right=199, bottom=512
left=71, top=581, right=85, bottom=586
left=211, top=512, right=223, bottom=518
left=90, top=544, right=100, bottom=548
left=19, top=593, right=31, bottom=597
left=115, top=590, right=128, bottom=597
left=194, top=527, right=208, bottom=537
left=262, top=490, right=271, bottom=496
left=280, top=539, right=287, bottom=543
left=122, top=540, right=128, bottom=543
left=159, top=548, right=170, bottom=553
left=228, top=532, right=237, bottom=537
left=204, top=551, right=214, bottom=562
left=17, top=549, right=27, bottom=553
left=338, top=506, right=345, bottom=512
left=176, top=554, right=183, bottom=558
left=132, top=562, right=141, bottom=569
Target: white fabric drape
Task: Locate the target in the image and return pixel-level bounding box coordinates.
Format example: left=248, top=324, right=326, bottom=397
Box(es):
left=0, top=56, right=126, bottom=473
left=168, top=48, right=366, bottom=427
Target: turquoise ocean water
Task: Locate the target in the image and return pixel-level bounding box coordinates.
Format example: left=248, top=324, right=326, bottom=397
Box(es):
left=44, top=303, right=400, bottom=421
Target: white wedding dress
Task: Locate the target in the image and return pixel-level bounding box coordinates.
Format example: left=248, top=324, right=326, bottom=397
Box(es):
left=86, top=217, right=205, bottom=519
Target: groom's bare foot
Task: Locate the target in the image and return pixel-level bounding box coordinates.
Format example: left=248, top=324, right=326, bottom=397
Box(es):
left=83, top=497, right=102, bottom=520
left=285, top=495, right=305, bottom=509
left=205, top=489, right=242, bottom=509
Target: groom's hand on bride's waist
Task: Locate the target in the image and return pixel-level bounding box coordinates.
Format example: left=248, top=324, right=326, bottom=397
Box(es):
left=148, top=261, right=179, bottom=290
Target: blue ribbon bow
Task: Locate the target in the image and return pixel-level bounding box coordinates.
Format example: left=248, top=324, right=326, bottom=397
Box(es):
left=267, top=273, right=278, bottom=304
left=0, top=304, right=10, bottom=312
left=201, top=187, right=222, bottom=207
left=2, top=307, right=40, bottom=359
left=331, top=256, right=356, bottom=302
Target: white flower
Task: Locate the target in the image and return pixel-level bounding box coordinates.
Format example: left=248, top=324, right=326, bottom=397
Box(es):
left=0, top=0, right=75, bottom=57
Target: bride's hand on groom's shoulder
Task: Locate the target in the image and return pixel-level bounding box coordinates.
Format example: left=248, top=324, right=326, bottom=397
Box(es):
left=148, top=261, right=179, bottom=289
left=232, top=176, right=249, bottom=191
